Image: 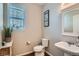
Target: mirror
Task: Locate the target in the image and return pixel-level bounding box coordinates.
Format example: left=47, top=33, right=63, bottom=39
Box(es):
left=63, top=12, right=73, bottom=33
left=62, top=9, right=79, bottom=36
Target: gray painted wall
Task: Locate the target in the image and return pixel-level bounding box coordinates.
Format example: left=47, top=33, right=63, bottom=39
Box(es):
left=43, top=3, right=77, bottom=56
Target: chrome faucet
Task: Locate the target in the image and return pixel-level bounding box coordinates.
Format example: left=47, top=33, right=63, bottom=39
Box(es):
left=78, top=36, right=79, bottom=39
left=75, top=36, right=79, bottom=47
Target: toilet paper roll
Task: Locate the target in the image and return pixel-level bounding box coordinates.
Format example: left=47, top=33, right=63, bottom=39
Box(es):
left=26, top=41, right=31, bottom=45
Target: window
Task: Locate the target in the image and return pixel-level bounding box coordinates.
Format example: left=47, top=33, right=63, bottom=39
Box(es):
left=8, top=4, right=24, bottom=30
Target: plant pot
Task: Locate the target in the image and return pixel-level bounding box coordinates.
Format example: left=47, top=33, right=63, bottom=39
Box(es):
left=5, top=37, right=11, bottom=42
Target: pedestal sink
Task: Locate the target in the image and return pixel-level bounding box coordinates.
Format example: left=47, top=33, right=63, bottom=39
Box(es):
left=55, top=41, right=79, bottom=56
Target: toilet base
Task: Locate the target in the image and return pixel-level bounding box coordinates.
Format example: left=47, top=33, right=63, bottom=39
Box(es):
left=34, top=49, right=45, bottom=56
left=35, top=52, right=44, bottom=56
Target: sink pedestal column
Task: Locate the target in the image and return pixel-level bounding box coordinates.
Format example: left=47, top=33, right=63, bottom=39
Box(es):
left=64, top=53, right=72, bottom=56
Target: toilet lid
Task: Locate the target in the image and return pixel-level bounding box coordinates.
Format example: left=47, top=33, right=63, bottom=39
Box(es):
left=34, top=45, right=44, bottom=52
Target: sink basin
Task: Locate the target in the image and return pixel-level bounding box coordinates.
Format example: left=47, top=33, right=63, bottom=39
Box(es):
left=55, top=41, right=79, bottom=56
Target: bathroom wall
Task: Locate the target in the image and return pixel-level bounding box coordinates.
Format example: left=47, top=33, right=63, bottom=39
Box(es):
left=12, top=4, right=42, bottom=55
left=43, top=3, right=77, bottom=56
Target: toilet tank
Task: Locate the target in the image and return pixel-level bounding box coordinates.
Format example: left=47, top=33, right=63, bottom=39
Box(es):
left=42, top=38, right=49, bottom=47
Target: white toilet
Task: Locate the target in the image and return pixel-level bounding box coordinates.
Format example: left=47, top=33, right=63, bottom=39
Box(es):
left=33, top=39, right=48, bottom=56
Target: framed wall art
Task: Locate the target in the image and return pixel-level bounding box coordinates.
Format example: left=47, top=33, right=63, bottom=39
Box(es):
left=44, top=10, right=49, bottom=27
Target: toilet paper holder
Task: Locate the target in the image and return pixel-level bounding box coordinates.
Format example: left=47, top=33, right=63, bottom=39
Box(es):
left=26, top=41, right=31, bottom=45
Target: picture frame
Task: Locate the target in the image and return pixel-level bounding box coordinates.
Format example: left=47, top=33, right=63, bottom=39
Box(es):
left=44, top=10, right=49, bottom=27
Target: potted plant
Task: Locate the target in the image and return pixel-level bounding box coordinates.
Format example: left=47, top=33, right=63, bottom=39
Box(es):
left=2, top=27, right=13, bottom=42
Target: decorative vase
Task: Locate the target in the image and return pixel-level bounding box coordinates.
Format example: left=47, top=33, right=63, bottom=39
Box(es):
left=5, top=37, right=11, bottom=42
left=0, top=31, right=3, bottom=47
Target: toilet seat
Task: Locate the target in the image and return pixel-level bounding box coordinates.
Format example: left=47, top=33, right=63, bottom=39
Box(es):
left=34, top=45, right=44, bottom=52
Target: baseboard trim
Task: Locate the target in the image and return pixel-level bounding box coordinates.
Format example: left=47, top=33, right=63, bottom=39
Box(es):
left=16, top=51, right=34, bottom=56
left=45, top=51, right=53, bottom=56
left=16, top=50, right=53, bottom=56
